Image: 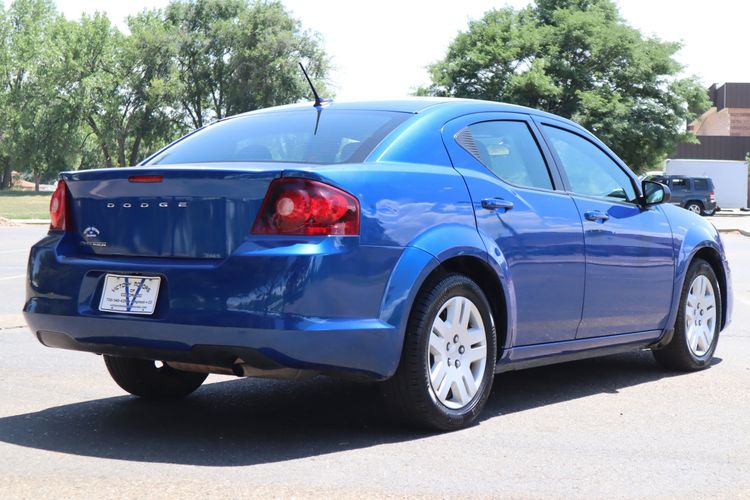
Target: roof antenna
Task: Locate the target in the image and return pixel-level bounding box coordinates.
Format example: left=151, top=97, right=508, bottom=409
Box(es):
left=299, top=62, right=330, bottom=108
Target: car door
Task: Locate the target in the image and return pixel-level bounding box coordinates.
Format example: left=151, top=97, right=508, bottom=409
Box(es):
left=536, top=119, right=674, bottom=338
left=443, top=113, right=585, bottom=346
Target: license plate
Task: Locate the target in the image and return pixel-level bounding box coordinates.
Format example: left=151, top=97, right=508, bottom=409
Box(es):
left=99, top=274, right=161, bottom=315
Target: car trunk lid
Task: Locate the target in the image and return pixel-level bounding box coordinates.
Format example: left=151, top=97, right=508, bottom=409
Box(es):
left=61, top=165, right=282, bottom=259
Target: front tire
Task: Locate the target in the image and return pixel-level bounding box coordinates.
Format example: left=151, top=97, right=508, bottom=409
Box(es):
left=653, top=259, right=721, bottom=371
left=382, top=274, right=497, bottom=431
left=104, top=355, right=208, bottom=399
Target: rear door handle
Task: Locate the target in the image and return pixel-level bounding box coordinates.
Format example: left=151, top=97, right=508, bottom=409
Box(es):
left=481, top=198, right=514, bottom=211
left=584, top=210, right=609, bottom=222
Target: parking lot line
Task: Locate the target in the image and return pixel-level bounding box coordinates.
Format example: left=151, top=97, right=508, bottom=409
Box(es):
left=0, top=274, right=25, bottom=281
left=0, top=249, right=29, bottom=255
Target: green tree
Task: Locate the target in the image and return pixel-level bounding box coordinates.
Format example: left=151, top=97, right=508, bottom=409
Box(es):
left=419, top=0, right=710, bottom=171
left=0, top=0, right=332, bottom=178
left=0, top=0, right=76, bottom=189
left=165, top=0, right=330, bottom=128
left=53, top=12, right=183, bottom=168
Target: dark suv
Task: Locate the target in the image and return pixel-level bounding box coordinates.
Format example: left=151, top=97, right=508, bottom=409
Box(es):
left=645, top=175, right=718, bottom=216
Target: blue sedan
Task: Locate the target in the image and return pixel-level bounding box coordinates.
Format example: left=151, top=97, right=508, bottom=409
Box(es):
left=24, top=98, right=733, bottom=430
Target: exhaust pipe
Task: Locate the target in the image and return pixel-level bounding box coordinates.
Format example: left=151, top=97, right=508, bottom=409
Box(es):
left=166, top=361, right=236, bottom=376
left=166, top=359, right=317, bottom=380
left=234, top=364, right=317, bottom=380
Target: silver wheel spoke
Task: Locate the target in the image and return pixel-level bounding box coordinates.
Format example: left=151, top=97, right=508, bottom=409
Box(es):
left=437, top=373, right=452, bottom=401
left=460, top=366, right=478, bottom=395
left=431, top=360, right=448, bottom=389
left=459, top=299, right=472, bottom=331
left=704, top=308, right=716, bottom=324
left=432, top=317, right=450, bottom=339
left=429, top=332, right=444, bottom=354
left=453, top=377, right=470, bottom=406
left=466, top=327, right=485, bottom=346
left=448, top=298, right=462, bottom=332
left=464, top=345, right=487, bottom=364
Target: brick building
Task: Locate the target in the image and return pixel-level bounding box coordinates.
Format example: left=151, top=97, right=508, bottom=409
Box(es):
left=675, top=82, right=750, bottom=160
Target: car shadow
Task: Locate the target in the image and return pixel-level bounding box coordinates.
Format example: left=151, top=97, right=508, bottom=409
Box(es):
left=0, top=350, right=722, bottom=466
left=483, top=350, right=721, bottom=418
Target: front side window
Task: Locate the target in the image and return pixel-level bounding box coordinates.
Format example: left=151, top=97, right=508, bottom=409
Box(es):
left=458, top=121, right=553, bottom=190
left=542, top=125, right=637, bottom=202
left=148, top=109, right=410, bottom=166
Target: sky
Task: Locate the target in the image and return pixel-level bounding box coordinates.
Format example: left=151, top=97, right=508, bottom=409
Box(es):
left=54, top=0, right=750, bottom=101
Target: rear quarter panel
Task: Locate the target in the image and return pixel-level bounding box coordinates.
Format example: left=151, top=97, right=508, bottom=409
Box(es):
left=283, top=162, right=496, bottom=345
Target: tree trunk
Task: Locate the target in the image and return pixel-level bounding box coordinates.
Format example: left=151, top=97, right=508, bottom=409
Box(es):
left=34, top=174, right=40, bottom=192
left=87, top=116, right=114, bottom=168
left=129, top=104, right=152, bottom=166
left=0, top=158, right=11, bottom=190
left=117, top=135, right=127, bottom=167
left=129, top=134, right=143, bottom=166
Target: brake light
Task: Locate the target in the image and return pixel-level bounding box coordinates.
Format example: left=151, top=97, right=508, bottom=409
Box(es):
left=709, top=191, right=715, bottom=202
left=49, top=180, right=70, bottom=231
left=252, top=178, right=359, bottom=236
left=128, top=175, right=163, bottom=183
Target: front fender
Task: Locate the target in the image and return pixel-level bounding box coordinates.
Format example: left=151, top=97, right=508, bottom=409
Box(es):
left=663, top=205, right=731, bottom=332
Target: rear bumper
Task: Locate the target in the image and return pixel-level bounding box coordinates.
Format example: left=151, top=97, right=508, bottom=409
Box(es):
left=24, top=233, right=406, bottom=380
left=25, top=312, right=398, bottom=380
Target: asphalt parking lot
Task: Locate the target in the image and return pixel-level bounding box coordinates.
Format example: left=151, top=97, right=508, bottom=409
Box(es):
left=1, top=220, right=748, bottom=498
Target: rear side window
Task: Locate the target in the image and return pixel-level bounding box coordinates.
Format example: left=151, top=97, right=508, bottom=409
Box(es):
left=458, top=121, right=553, bottom=190
left=148, top=109, right=410, bottom=165
left=671, top=178, right=689, bottom=191
left=542, top=125, right=637, bottom=202
left=693, top=179, right=708, bottom=191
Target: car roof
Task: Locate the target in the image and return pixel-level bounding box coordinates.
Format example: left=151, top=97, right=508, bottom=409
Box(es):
left=661, top=175, right=712, bottom=180
left=241, top=97, right=573, bottom=123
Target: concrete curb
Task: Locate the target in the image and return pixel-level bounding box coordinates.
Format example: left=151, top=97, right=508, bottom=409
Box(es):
left=10, top=219, right=50, bottom=225
left=717, top=228, right=750, bottom=237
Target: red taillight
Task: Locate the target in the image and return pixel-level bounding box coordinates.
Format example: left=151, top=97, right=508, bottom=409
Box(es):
left=128, top=175, right=163, bottom=183
left=710, top=191, right=715, bottom=202
left=49, top=180, right=69, bottom=231
left=252, top=178, right=359, bottom=236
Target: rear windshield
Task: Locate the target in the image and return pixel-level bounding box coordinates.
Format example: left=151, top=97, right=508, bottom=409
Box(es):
left=148, top=109, right=410, bottom=166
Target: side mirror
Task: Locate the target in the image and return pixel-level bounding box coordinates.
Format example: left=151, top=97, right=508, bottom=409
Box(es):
left=641, top=180, right=671, bottom=206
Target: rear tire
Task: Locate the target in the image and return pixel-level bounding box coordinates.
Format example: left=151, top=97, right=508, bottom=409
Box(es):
left=381, top=274, right=497, bottom=431
left=104, top=355, right=207, bottom=399
left=653, top=259, right=721, bottom=371
left=685, top=201, right=703, bottom=215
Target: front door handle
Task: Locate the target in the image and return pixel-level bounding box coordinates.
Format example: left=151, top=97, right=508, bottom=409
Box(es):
left=481, top=198, right=514, bottom=211
left=584, top=210, right=609, bottom=222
